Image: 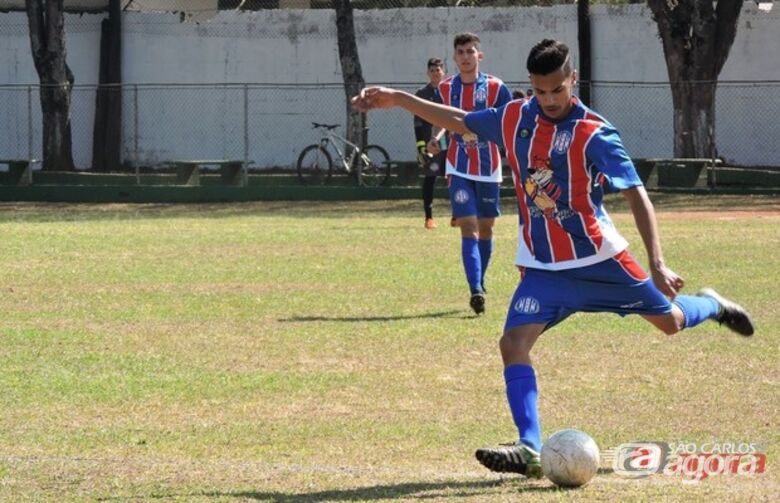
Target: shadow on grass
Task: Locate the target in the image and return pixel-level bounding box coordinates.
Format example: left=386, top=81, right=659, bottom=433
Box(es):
left=205, top=478, right=561, bottom=502
left=278, top=310, right=471, bottom=323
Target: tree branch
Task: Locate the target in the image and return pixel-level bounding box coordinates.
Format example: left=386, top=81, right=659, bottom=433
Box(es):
left=713, top=0, right=744, bottom=74
left=47, top=0, right=65, bottom=55
left=25, top=0, right=46, bottom=74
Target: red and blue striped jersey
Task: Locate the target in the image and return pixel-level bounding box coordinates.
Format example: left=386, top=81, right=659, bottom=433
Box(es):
left=464, top=96, right=643, bottom=270
left=438, top=72, right=512, bottom=183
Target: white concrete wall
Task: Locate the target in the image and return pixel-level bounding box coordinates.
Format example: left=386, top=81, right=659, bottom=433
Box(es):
left=0, top=5, right=778, bottom=168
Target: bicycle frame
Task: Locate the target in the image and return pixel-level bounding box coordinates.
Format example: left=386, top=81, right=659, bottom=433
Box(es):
left=319, top=130, right=363, bottom=173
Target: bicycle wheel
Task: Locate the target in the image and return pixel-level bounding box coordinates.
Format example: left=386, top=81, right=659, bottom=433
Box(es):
left=296, top=145, right=333, bottom=185
left=358, top=145, right=390, bottom=187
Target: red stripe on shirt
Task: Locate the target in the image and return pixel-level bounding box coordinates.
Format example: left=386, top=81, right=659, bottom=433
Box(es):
left=568, top=120, right=604, bottom=250
left=439, top=79, right=452, bottom=106
left=501, top=101, right=533, bottom=255
left=530, top=119, right=574, bottom=262
left=612, top=250, right=649, bottom=281
left=461, top=83, right=480, bottom=175
left=487, top=78, right=498, bottom=106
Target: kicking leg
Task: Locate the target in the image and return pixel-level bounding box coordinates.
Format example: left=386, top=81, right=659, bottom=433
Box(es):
left=475, top=323, right=546, bottom=477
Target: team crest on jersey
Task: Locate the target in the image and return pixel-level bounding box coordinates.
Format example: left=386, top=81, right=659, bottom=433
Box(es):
left=553, top=131, right=572, bottom=154
left=519, top=128, right=531, bottom=139
left=514, top=296, right=540, bottom=314
left=475, top=87, right=487, bottom=104
left=524, top=156, right=562, bottom=219
left=462, top=132, right=479, bottom=149
left=454, top=189, right=470, bottom=204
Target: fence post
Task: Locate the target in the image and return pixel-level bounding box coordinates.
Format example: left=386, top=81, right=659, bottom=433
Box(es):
left=243, top=84, right=249, bottom=187
left=27, top=85, right=33, bottom=161
left=134, top=84, right=140, bottom=185
left=27, top=86, right=34, bottom=184
left=709, top=80, right=717, bottom=190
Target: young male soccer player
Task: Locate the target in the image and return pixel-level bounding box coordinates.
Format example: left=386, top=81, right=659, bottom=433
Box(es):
left=352, top=38, right=754, bottom=478
left=426, top=33, right=512, bottom=314
left=414, top=58, right=447, bottom=230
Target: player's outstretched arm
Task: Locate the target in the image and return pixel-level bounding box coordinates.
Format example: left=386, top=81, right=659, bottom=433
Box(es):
left=351, top=86, right=471, bottom=136
left=622, top=186, right=685, bottom=299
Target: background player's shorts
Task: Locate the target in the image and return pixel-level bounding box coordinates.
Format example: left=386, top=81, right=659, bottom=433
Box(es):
left=504, top=250, right=673, bottom=333
left=448, top=175, right=500, bottom=219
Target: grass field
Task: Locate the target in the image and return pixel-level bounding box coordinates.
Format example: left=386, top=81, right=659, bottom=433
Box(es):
left=1, top=194, right=778, bottom=502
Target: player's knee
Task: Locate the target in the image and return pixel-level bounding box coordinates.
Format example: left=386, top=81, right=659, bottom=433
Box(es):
left=656, top=315, right=684, bottom=335
left=499, top=331, right=533, bottom=360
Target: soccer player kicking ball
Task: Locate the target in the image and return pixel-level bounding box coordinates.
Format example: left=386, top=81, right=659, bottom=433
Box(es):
left=427, top=32, right=513, bottom=315
left=352, top=38, right=754, bottom=478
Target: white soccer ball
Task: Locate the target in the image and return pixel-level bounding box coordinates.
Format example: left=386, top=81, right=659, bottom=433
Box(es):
left=541, top=429, right=600, bottom=487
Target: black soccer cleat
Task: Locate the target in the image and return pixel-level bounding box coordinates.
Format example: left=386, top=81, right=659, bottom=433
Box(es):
left=697, top=288, right=755, bottom=336
left=469, top=292, right=486, bottom=315
left=475, top=441, right=543, bottom=478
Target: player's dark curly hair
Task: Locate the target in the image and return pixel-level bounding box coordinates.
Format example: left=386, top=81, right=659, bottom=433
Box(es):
left=427, top=58, right=444, bottom=69
left=453, top=32, right=480, bottom=49
left=527, top=39, right=572, bottom=76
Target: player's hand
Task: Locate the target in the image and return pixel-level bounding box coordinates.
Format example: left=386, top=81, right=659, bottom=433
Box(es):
left=351, top=87, right=397, bottom=112
left=650, top=264, right=685, bottom=299
left=426, top=138, right=441, bottom=155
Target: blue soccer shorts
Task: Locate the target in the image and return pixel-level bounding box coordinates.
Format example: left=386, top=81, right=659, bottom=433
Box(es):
left=504, top=250, right=673, bottom=333
left=448, top=175, right=501, bottom=219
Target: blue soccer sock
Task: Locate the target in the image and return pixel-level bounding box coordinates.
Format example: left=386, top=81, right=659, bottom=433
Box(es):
left=673, top=295, right=720, bottom=328
left=504, top=364, right=542, bottom=452
left=478, top=238, right=493, bottom=289
left=461, top=237, right=483, bottom=293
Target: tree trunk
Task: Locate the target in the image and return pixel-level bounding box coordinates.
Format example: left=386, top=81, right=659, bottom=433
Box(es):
left=333, top=0, right=366, bottom=156
left=647, top=0, right=743, bottom=158
left=92, top=0, right=122, bottom=171
left=25, top=0, right=76, bottom=171
left=577, top=0, right=592, bottom=107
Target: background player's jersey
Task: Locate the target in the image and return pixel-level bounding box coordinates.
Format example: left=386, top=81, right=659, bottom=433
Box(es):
left=413, top=83, right=440, bottom=143
left=464, top=96, right=643, bottom=271
left=438, top=72, right=512, bottom=183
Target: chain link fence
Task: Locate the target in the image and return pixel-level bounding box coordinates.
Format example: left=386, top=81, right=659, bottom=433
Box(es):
left=1, top=80, right=778, bottom=172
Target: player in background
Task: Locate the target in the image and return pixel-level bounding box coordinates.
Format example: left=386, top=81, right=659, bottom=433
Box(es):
left=426, top=33, right=512, bottom=314
left=414, top=58, right=447, bottom=230
left=352, top=38, right=753, bottom=479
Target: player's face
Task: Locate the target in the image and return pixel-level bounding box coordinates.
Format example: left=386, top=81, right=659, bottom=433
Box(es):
left=530, top=67, right=577, bottom=120
left=427, top=65, right=445, bottom=86
left=453, top=42, right=483, bottom=76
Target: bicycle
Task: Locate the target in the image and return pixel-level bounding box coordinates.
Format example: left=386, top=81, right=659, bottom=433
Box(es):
left=296, top=122, right=390, bottom=186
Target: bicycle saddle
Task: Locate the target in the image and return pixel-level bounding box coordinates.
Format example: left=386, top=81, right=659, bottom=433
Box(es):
left=312, top=122, right=340, bottom=130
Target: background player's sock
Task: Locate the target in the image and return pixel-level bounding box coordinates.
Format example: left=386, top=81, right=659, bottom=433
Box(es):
left=673, top=295, right=720, bottom=328
left=478, top=238, right=493, bottom=290
left=461, top=237, right=483, bottom=293
left=423, top=176, right=435, bottom=220
left=504, top=364, right=542, bottom=452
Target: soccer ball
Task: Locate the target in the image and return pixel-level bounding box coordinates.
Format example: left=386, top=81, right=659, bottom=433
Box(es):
left=541, top=429, right=600, bottom=487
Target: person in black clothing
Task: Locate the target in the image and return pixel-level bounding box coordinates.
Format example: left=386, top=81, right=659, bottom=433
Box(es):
left=414, top=58, right=447, bottom=229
